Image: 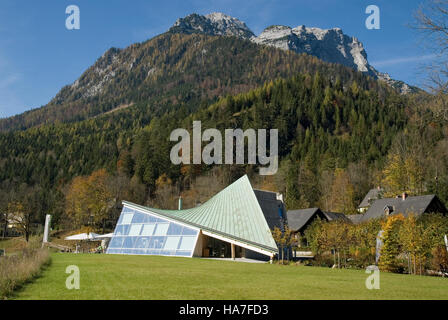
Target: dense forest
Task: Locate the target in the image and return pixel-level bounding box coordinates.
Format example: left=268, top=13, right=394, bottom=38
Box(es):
left=0, top=31, right=447, bottom=236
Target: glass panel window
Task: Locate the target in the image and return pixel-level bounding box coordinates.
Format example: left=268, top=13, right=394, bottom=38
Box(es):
left=161, top=250, right=175, bottom=256
left=109, top=237, right=124, bottom=249
left=149, top=236, right=166, bottom=249
left=182, top=227, right=198, bottom=236
left=121, top=213, right=134, bottom=225
left=132, top=212, right=146, bottom=224
left=123, top=237, right=137, bottom=248
left=141, top=224, right=155, bottom=236
left=129, top=224, right=142, bottom=236
left=122, top=208, right=134, bottom=214
left=142, top=214, right=151, bottom=223
left=175, top=251, right=192, bottom=257
left=109, top=207, right=198, bottom=257
left=179, top=236, right=197, bottom=250
left=116, top=213, right=124, bottom=225
left=153, top=223, right=169, bottom=236
left=164, top=236, right=181, bottom=250
left=114, top=225, right=129, bottom=236
left=167, top=223, right=183, bottom=235
left=146, top=215, right=155, bottom=223
left=135, top=237, right=151, bottom=249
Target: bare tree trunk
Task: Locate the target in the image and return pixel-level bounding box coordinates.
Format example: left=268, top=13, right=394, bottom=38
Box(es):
left=281, top=246, right=284, bottom=264
left=408, top=255, right=411, bottom=274
left=414, top=256, right=416, bottom=275
left=333, top=250, right=336, bottom=267
left=25, top=215, right=30, bottom=242
left=2, top=220, right=6, bottom=239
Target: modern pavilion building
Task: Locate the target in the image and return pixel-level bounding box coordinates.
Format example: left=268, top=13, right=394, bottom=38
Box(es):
left=106, top=175, right=279, bottom=261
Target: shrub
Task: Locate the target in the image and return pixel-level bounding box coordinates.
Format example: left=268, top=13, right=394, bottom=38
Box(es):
left=0, top=248, right=51, bottom=299
left=431, top=246, right=448, bottom=273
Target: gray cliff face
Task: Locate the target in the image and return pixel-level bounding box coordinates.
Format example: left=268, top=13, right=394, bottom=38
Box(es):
left=169, top=13, right=417, bottom=94
left=252, top=25, right=376, bottom=77
left=169, top=12, right=255, bottom=39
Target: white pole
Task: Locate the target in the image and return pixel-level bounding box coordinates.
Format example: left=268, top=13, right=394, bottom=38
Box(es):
left=43, top=214, right=51, bottom=244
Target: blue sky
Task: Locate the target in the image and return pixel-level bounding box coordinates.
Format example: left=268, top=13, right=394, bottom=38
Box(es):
left=0, top=0, right=436, bottom=118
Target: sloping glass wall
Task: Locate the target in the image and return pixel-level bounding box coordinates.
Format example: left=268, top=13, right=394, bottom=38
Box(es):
left=107, top=206, right=199, bottom=257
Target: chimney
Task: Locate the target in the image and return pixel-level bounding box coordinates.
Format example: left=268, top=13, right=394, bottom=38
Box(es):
left=402, top=192, right=408, bottom=201
left=178, top=196, right=183, bottom=210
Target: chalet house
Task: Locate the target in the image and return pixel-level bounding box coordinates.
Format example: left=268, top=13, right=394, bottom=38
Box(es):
left=357, top=186, right=383, bottom=213
left=358, top=193, right=447, bottom=223
left=286, top=208, right=350, bottom=234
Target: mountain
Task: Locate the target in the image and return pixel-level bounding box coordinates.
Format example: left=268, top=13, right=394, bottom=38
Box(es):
left=4, top=13, right=447, bottom=222
left=169, top=12, right=255, bottom=39
left=0, top=55, right=408, bottom=196
left=170, top=13, right=417, bottom=95
left=252, top=25, right=417, bottom=94
left=0, top=29, right=383, bottom=132
left=252, top=25, right=375, bottom=76
left=0, top=12, right=416, bottom=132
left=0, top=33, right=308, bottom=131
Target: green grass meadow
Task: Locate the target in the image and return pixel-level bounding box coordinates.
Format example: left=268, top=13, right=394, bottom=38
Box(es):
left=12, top=253, right=448, bottom=300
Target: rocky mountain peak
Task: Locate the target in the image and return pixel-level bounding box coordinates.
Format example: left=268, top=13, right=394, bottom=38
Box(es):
left=168, top=13, right=418, bottom=93
left=254, top=24, right=374, bottom=76
left=170, top=12, right=255, bottom=39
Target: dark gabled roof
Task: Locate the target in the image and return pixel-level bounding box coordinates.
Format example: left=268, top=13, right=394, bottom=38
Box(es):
left=361, top=194, right=444, bottom=222
left=359, top=188, right=383, bottom=208
left=323, top=211, right=351, bottom=223
left=286, top=208, right=322, bottom=232
left=253, top=189, right=285, bottom=231
left=286, top=208, right=352, bottom=232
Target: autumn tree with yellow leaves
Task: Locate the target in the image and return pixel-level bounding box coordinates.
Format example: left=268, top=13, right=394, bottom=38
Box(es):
left=379, top=214, right=405, bottom=272
left=65, top=169, right=115, bottom=232
left=382, top=153, right=424, bottom=197
left=399, top=215, right=427, bottom=275
left=328, top=168, right=357, bottom=215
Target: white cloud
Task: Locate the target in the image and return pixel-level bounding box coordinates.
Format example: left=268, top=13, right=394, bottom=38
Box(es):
left=0, top=52, right=24, bottom=118
left=371, top=54, right=438, bottom=67
left=0, top=72, right=20, bottom=89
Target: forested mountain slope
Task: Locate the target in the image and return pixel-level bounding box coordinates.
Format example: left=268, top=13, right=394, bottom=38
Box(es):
left=0, top=32, right=380, bottom=132
left=1, top=28, right=446, bottom=226
left=0, top=55, right=408, bottom=201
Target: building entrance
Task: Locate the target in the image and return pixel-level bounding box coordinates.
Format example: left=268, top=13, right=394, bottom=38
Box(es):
left=201, top=235, right=243, bottom=258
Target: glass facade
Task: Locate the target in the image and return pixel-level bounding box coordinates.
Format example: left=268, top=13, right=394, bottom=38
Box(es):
left=107, top=206, right=199, bottom=257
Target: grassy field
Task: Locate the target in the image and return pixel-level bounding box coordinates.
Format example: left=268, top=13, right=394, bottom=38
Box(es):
left=13, top=253, right=448, bottom=300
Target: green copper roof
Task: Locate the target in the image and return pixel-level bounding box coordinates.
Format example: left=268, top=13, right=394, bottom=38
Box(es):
left=123, top=175, right=278, bottom=254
